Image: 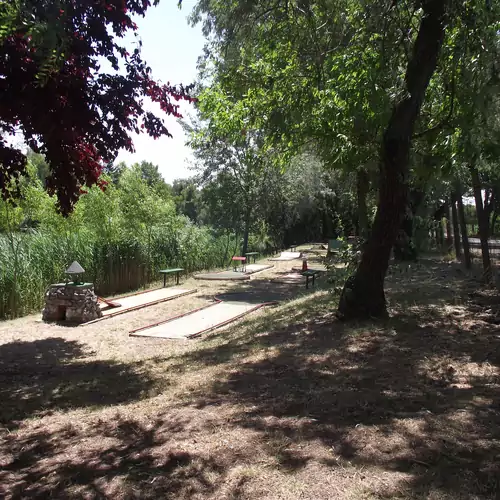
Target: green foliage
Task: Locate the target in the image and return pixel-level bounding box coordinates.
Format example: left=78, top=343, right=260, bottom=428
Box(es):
left=0, top=158, right=237, bottom=319
left=184, top=86, right=274, bottom=254
left=172, top=179, right=200, bottom=222
left=189, top=0, right=500, bottom=267
left=326, top=238, right=362, bottom=295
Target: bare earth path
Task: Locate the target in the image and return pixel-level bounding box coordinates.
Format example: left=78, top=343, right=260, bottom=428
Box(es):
left=0, top=254, right=499, bottom=499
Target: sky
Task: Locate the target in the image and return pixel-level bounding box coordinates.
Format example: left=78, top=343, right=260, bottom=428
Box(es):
left=114, top=0, right=206, bottom=183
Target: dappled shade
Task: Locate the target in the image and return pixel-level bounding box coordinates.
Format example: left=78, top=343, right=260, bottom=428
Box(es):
left=0, top=259, right=499, bottom=498
left=169, top=262, right=500, bottom=498
left=0, top=338, right=154, bottom=425
left=0, top=415, right=225, bottom=499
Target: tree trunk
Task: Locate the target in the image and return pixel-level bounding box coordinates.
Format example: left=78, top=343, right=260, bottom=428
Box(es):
left=455, top=188, right=472, bottom=269
left=356, top=169, right=370, bottom=239
left=445, top=212, right=452, bottom=252
left=393, top=208, right=416, bottom=261
left=470, top=165, right=493, bottom=283
left=483, top=188, right=495, bottom=229
left=337, top=0, right=447, bottom=320
left=450, top=193, right=461, bottom=258
left=437, top=219, right=445, bottom=250
left=233, top=231, right=240, bottom=258
left=393, top=188, right=424, bottom=261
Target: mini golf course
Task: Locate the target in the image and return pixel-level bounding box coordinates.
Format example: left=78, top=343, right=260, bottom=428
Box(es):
left=193, top=271, right=250, bottom=281
left=193, top=264, right=273, bottom=281
left=245, top=264, right=274, bottom=274
left=85, top=287, right=196, bottom=323
left=272, top=272, right=307, bottom=284
left=268, top=251, right=302, bottom=261
left=130, top=293, right=277, bottom=339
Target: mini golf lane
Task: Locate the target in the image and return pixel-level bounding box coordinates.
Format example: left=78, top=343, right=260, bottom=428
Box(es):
left=86, top=288, right=196, bottom=324
left=245, top=264, right=273, bottom=274
left=193, top=271, right=250, bottom=281
left=130, top=296, right=277, bottom=339
left=193, top=264, right=273, bottom=281
left=268, top=251, right=302, bottom=261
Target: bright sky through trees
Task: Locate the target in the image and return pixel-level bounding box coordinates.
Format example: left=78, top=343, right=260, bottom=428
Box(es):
left=115, top=0, right=204, bottom=182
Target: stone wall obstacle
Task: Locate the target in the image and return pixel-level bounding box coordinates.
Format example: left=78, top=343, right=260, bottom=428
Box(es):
left=42, top=283, right=102, bottom=324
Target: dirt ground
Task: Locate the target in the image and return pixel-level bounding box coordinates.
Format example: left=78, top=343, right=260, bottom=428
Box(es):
left=0, top=251, right=499, bottom=499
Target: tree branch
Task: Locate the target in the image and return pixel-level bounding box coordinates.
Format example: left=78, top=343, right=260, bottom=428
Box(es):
left=413, top=67, right=456, bottom=139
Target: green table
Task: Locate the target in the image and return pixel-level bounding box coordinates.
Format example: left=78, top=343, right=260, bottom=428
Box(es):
left=245, top=252, right=259, bottom=263
left=302, top=270, right=320, bottom=289
left=159, top=268, right=184, bottom=287
left=328, top=239, right=343, bottom=254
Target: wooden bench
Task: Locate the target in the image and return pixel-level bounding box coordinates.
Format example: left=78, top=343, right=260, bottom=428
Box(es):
left=245, top=251, right=259, bottom=264
left=159, top=268, right=184, bottom=287
left=232, top=256, right=246, bottom=272
left=302, top=269, right=320, bottom=289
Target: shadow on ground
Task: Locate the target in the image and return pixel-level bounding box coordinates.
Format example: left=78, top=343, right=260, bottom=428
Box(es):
left=1, top=259, right=499, bottom=499
left=196, top=269, right=329, bottom=305
left=0, top=338, right=154, bottom=426
left=173, top=260, right=500, bottom=498
left=0, top=414, right=225, bottom=499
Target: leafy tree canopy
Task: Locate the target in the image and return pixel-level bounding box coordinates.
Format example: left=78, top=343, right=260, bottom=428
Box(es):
left=0, top=0, right=195, bottom=214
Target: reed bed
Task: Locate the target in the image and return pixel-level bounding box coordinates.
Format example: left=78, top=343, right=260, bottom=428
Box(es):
left=0, top=224, right=237, bottom=319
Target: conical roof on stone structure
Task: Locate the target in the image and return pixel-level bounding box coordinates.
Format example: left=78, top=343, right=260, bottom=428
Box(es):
left=66, top=261, right=85, bottom=274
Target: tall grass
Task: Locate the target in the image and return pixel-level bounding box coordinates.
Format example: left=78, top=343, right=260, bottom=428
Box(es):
left=0, top=223, right=237, bottom=320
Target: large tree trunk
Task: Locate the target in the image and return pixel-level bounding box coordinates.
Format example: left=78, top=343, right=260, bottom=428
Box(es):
left=470, top=165, right=493, bottom=283
left=356, top=169, right=370, bottom=238
left=337, top=0, right=447, bottom=320
left=455, top=187, right=472, bottom=269
left=393, top=188, right=425, bottom=261
left=450, top=193, right=461, bottom=258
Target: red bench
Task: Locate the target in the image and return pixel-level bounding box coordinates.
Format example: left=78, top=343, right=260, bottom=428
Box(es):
left=232, top=256, right=247, bottom=272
